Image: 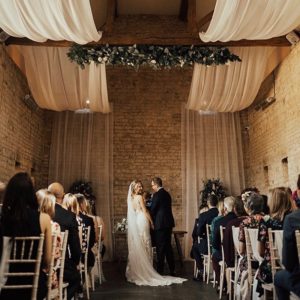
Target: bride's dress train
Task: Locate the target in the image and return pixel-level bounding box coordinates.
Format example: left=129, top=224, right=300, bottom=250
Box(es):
left=125, top=194, right=187, bottom=286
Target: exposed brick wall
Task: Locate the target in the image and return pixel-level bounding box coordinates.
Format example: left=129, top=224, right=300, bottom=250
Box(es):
left=0, top=45, right=51, bottom=189
left=107, top=66, right=192, bottom=259
left=241, top=43, right=300, bottom=194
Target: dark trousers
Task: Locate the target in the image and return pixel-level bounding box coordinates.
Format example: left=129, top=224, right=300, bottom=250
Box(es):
left=212, top=251, right=222, bottom=283
left=154, top=228, right=175, bottom=274
left=64, top=262, right=81, bottom=300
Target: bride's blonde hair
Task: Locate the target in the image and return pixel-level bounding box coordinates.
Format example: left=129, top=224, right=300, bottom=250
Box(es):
left=130, top=180, right=142, bottom=197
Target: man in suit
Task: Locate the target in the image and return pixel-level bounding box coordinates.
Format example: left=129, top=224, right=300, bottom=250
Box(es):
left=192, top=194, right=219, bottom=279
left=48, top=182, right=81, bottom=300
left=150, top=177, right=175, bottom=275
left=274, top=209, right=300, bottom=300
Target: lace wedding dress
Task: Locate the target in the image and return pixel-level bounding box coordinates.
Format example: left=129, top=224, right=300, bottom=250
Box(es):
left=125, top=185, right=187, bottom=286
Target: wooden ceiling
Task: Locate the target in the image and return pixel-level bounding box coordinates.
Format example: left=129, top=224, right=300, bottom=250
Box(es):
left=6, top=0, right=290, bottom=47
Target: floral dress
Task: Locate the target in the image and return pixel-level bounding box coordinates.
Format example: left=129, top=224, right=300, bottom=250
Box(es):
left=238, top=214, right=264, bottom=282
left=51, top=221, right=62, bottom=289
left=257, top=216, right=284, bottom=284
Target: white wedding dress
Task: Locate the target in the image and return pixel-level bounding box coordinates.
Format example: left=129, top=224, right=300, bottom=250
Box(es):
left=125, top=187, right=187, bottom=286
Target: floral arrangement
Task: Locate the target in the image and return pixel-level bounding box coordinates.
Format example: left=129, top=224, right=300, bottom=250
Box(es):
left=199, top=178, right=227, bottom=208
left=67, top=44, right=241, bottom=70
left=69, top=180, right=96, bottom=212
left=115, top=218, right=128, bottom=232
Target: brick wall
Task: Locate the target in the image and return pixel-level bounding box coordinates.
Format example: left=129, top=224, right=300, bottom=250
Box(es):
left=241, top=43, right=300, bottom=194
left=0, top=45, right=51, bottom=189
left=107, top=66, right=192, bottom=259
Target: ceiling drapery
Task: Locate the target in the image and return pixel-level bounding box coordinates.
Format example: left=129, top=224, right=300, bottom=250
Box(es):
left=187, top=47, right=289, bottom=112
left=200, top=0, right=300, bottom=42
left=0, top=0, right=101, bottom=44
left=22, top=46, right=110, bottom=113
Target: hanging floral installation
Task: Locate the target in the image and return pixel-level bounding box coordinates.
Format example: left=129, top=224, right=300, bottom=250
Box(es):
left=67, top=44, right=241, bottom=70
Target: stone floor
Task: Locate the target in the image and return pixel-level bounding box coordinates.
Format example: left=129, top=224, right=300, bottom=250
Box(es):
left=90, top=261, right=221, bottom=300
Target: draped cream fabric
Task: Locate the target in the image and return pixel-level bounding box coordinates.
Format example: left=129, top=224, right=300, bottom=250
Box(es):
left=22, top=46, right=110, bottom=113
left=187, top=47, right=288, bottom=112
left=200, top=0, right=300, bottom=42
left=181, top=106, right=245, bottom=257
left=0, top=0, right=101, bottom=44
left=48, top=111, right=113, bottom=260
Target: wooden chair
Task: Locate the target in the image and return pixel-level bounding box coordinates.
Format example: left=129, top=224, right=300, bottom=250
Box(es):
left=219, top=226, right=226, bottom=299
left=95, top=225, right=105, bottom=284
left=47, top=230, right=69, bottom=300
left=261, top=229, right=283, bottom=300
left=80, top=226, right=91, bottom=300
left=0, top=234, right=44, bottom=300
left=203, top=224, right=216, bottom=285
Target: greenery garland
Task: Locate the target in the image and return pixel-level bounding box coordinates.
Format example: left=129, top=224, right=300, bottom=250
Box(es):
left=67, top=44, right=241, bottom=69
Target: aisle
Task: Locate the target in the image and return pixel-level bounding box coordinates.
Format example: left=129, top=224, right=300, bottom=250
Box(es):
left=91, top=261, right=220, bottom=300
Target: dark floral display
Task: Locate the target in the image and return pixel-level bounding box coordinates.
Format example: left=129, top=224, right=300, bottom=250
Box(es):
left=69, top=180, right=96, bottom=213
left=67, top=44, right=241, bottom=69
left=199, top=178, right=227, bottom=208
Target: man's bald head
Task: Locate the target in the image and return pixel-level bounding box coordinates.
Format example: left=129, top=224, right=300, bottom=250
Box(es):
left=48, top=182, right=64, bottom=204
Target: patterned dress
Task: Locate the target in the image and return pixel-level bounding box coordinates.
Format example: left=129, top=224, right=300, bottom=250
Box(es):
left=238, top=214, right=264, bottom=281
left=51, top=221, right=62, bottom=289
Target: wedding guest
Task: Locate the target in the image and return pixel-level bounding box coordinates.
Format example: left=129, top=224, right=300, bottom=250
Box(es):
left=292, top=174, right=300, bottom=208
left=274, top=208, right=300, bottom=299
left=75, top=194, right=96, bottom=267
left=63, top=193, right=81, bottom=225
left=37, top=189, right=62, bottom=289
left=238, top=192, right=264, bottom=283
left=212, top=196, right=237, bottom=285
left=223, top=197, right=247, bottom=268
left=0, top=173, right=52, bottom=300
left=192, top=194, right=219, bottom=279
left=256, top=187, right=292, bottom=295
left=48, top=183, right=81, bottom=300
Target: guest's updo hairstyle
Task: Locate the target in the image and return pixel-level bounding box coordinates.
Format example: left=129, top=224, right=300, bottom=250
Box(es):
left=242, top=191, right=264, bottom=214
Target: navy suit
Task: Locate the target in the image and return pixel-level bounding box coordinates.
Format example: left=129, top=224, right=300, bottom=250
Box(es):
left=192, top=207, right=218, bottom=270
left=150, top=188, right=175, bottom=274
left=274, top=209, right=300, bottom=299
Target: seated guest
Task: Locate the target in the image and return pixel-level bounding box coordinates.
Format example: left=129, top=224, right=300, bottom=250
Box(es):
left=38, top=189, right=62, bottom=289
left=238, top=192, right=265, bottom=281
left=257, top=187, right=292, bottom=294
left=192, top=194, right=219, bottom=279
left=212, top=196, right=237, bottom=284
left=0, top=173, right=52, bottom=300
left=63, top=193, right=82, bottom=225
left=274, top=208, right=300, bottom=299
left=75, top=194, right=96, bottom=268
left=223, top=197, right=247, bottom=268
left=48, top=183, right=81, bottom=300
left=210, top=199, right=225, bottom=253
left=292, top=174, right=300, bottom=208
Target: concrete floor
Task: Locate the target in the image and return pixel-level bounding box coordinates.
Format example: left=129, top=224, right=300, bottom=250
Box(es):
left=90, top=261, right=221, bottom=300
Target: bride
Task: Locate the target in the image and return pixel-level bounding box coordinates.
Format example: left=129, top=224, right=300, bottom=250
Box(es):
left=125, top=180, right=187, bottom=286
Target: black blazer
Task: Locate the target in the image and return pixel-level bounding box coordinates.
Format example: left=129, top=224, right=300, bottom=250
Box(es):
left=282, top=209, right=300, bottom=295
left=53, top=203, right=81, bottom=265
left=150, top=188, right=175, bottom=230
left=196, top=207, right=219, bottom=238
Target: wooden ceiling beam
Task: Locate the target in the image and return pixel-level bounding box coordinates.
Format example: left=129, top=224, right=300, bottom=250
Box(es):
left=6, top=35, right=291, bottom=47
left=197, top=10, right=214, bottom=30
left=104, top=0, right=117, bottom=33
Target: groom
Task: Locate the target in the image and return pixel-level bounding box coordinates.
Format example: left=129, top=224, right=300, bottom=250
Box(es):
left=150, top=177, right=176, bottom=275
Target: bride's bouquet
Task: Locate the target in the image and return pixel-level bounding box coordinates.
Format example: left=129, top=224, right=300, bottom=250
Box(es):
left=115, top=218, right=128, bottom=232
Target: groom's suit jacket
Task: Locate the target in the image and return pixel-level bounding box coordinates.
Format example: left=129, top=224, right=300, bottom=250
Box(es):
left=150, top=188, right=175, bottom=230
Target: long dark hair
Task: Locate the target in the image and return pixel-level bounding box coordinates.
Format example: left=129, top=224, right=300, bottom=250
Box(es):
left=2, top=172, right=38, bottom=235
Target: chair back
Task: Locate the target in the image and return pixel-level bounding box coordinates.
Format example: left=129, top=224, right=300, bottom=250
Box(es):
left=0, top=234, right=44, bottom=300
left=97, top=225, right=103, bottom=254
left=244, top=228, right=262, bottom=285
left=82, top=226, right=91, bottom=267
left=268, top=229, right=283, bottom=283
left=220, top=226, right=225, bottom=261
left=206, top=224, right=212, bottom=256
left=295, top=230, right=300, bottom=265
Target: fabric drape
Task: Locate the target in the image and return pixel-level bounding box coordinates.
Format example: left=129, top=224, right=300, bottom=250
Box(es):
left=0, top=0, right=101, bottom=44
left=187, top=47, right=288, bottom=112
left=48, top=111, right=113, bottom=260
left=21, top=46, right=110, bottom=113
left=181, top=106, right=245, bottom=257
left=200, top=0, right=300, bottom=42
